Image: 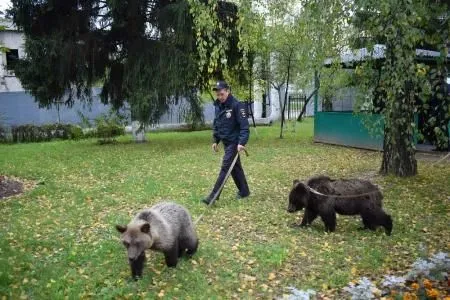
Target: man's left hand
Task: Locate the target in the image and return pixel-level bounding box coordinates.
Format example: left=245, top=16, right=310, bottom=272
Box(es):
left=237, top=144, right=246, bottom=152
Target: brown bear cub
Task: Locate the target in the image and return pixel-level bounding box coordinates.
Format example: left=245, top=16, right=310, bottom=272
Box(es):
left=116, top=202, right=199, bottom=279
left=287, top=175, right=393, bottom=235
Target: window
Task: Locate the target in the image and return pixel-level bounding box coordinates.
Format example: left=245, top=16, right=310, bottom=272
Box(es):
left=6, top=49, right=19, bottom=69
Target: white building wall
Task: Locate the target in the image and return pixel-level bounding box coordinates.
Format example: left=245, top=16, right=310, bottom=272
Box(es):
left=0, top=25, right=25, bottom=92
left=269, top=85, right=283, bottom=120
left=253, top=51, right=316, bottom=122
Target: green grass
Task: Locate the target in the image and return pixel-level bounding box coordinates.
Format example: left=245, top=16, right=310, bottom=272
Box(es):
left=0, top=118, right=449, bottom=299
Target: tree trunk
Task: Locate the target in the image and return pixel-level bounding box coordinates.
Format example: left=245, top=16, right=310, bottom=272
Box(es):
left=380, top=126, right=417, bottom=176
left=280, top=50, right=292, bottom=139
left=380, top=86, right=417, bottom=176
left=132, top=121, right=146, bottom=143
left=272, top=84, right=284, bottom=118
left=297, top=88, right=318, bottom=122
left=262, top=93, right=267, bottom=118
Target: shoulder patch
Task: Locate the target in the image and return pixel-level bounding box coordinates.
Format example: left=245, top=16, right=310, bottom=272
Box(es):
left=239, top=108, right=247, bottom=118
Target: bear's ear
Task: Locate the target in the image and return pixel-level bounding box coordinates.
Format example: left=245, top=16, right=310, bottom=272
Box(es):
left=140, top=223, right=150, bottom=234
left=293, top=179, right=300, bottom=186
left=295, top=182, right=310, bottom=195
left=116, top=225, right=127, bottom=233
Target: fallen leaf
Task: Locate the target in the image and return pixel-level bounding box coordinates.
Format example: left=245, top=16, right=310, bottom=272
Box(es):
left=242, top=274, right=256, bottom=282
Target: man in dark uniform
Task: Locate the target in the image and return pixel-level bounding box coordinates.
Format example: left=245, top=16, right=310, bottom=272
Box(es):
left=202, top=81, right=250, bottom=205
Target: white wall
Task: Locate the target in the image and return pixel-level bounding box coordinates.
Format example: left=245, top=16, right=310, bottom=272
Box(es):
left=0, top=28, right=25, bottom=92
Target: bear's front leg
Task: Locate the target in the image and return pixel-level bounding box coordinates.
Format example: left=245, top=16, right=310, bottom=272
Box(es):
left=321, top=212, right=336, bottom=232
left=130, top=252, right=146, bottom=280
left=164, top=241, right=179, bottom=268
left=299, top=209, right=318, bottom=227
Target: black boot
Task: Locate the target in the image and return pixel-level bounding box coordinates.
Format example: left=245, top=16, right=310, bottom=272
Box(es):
left=202, top=194, right=218, bottom=205
left=202, top=196, right=212, bottom=205
left=236, top=191, right=250, bottom=200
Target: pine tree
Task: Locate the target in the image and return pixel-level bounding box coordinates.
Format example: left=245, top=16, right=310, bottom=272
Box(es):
left=8, top=0, right=244, bottom=125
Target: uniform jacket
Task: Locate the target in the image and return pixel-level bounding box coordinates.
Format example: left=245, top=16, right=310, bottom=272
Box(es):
left=213, top=95, right=249, bottom=146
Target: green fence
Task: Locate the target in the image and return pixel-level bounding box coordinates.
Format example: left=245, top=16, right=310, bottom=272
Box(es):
left=313, top=112, right=434, bottom=151
left=314, top=112, right=384, bottom=150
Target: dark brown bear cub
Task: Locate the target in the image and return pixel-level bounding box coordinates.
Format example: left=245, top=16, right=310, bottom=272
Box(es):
left=287, top=176, right=392, bottom=235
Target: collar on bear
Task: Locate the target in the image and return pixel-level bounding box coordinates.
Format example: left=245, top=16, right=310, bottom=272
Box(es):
left=306, top=185, right=381, bottom=198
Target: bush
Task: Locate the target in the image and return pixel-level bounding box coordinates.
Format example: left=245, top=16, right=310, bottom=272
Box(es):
left=283, top=287, right=316, bottom=300
left=96, top=123, right=125, bottom=139
left=69, top=126, right=84, bottom=140
left=11, top=124, right=84, bottom=143
left=5, top=109, right=127, bottom=144
left=0, top=124, right=7, bottom=143
left=343, top=277, right=378, bottom=300
left=341, top=252, right=449, bottom=300
left=0, top=113, right=11, bottom=143
left=92, top=110, right=127, bottom=143
left=77, top=109, right=127, bottom=143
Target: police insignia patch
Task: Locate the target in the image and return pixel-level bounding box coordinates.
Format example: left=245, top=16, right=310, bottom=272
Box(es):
left=226, top=111, right=232, bottom=118
left=240, top=108, right=247, bottom=118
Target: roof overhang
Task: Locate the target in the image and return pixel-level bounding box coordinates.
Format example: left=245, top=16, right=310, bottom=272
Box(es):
left=324, top=44, right=450, bottom=69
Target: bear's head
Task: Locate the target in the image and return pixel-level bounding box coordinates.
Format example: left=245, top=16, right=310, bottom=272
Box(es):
left=116, top=221, right=153, bottom=278
left=287, top=179, right=310, bottom=213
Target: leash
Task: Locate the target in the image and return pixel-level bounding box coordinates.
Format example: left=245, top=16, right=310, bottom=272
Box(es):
left=194, top=149, right=249, bottom=225
left=431, top=152, right=450, bottom=166
left=306, top=185, right=381, bottom=198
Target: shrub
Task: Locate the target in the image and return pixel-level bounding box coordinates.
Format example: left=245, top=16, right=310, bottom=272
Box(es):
left=343, top=277, right=377, bottom=300
left=0, top=113, right=9, bottom=143
left=341, top=252, right=449, bottom=300
left=93, top=110, right=127, bottom=143
left=0, top=126, right=6, bottom=142
left=69, top=126, right=84, bottom=140
left=11, top=124, right=84, bottom=143
left=6, top=109, right=127, bottom=144
left=283, top=287, right=316, bottom=300
left=77, top=109, right=127, bottom=143
left=407, top=252, right=449, bottom=281
left=96, top=122, right=125, bottom=139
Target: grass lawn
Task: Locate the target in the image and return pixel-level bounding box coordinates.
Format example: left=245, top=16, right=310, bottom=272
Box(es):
left=0, top=118, right=449, bottom=299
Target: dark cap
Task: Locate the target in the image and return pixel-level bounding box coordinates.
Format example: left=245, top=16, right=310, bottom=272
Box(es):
left=212, top=80, right=229, bottom=91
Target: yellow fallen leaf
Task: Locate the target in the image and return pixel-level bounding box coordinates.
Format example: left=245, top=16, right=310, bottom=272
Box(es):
left=242, top=274, right=256, bottom=282
left=268, top=273, right=276, bottom=280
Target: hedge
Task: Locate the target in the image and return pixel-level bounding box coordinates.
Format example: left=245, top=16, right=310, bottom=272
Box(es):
left=0, top=123, right=125, bottom=143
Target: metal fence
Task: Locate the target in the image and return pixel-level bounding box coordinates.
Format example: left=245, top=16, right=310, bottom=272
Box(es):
left=287, top=94, right=306, bottom=120
left=318, top=87, right=356, bottom=112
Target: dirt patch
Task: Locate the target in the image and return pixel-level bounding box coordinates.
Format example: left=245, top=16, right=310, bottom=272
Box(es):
left=0, top=176, right=37, bottom=200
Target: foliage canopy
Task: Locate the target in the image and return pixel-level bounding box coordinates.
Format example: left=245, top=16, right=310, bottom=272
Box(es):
left=8, top=0, right=245, bottom=124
